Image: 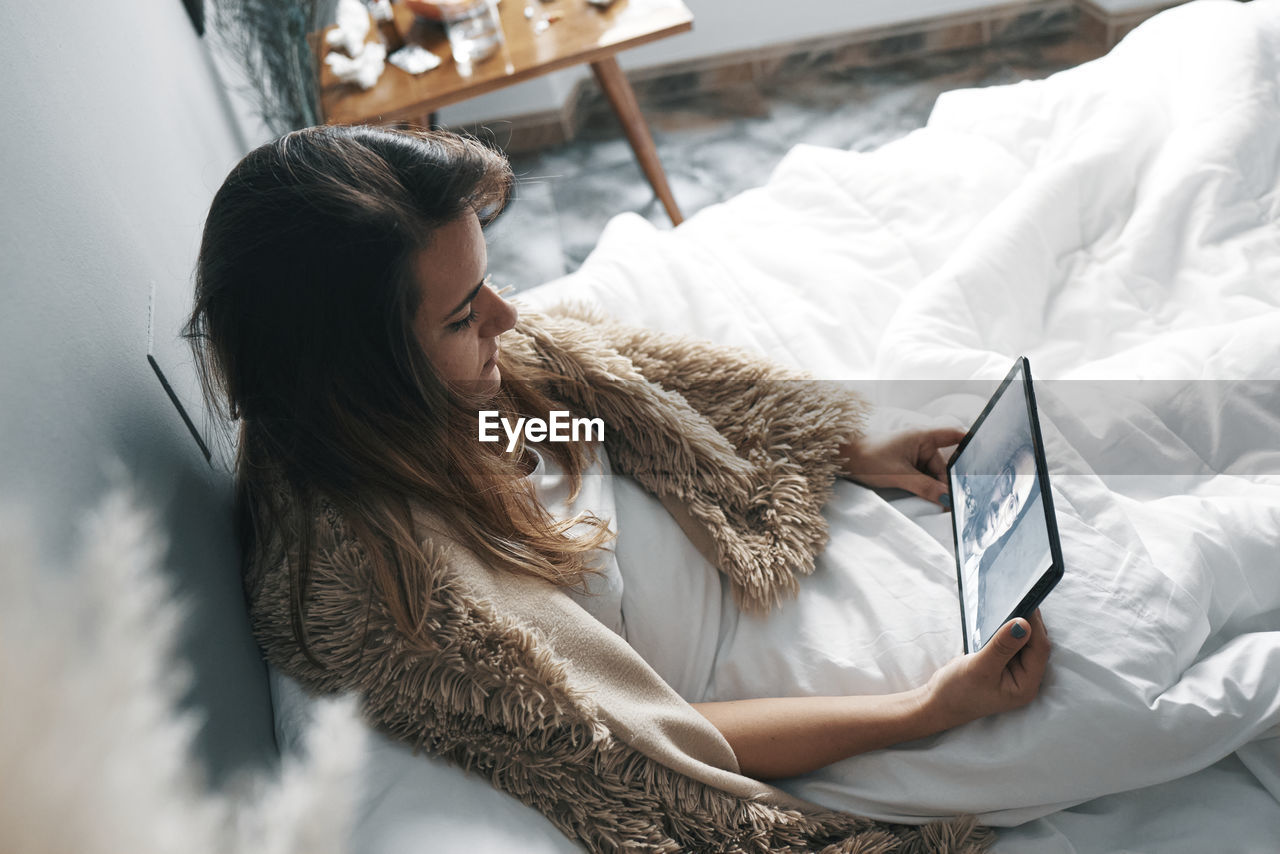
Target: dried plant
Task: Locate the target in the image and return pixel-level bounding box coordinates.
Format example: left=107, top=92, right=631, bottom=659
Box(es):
left=0, top=487, right=365, bottom=854
left=208, top=0, right=330, bottom=134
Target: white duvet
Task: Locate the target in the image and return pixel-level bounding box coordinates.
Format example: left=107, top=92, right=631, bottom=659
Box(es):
left=519, top=0, right=1280, bottom=836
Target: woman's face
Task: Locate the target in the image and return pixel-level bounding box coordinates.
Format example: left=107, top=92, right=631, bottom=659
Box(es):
left=410, top=211, right=518, bottom=395
left=975, top=446, right=1037, bottom=549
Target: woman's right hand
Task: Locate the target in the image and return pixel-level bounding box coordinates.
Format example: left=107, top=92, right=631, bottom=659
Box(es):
left=921, top=609, right=1051, bottom=730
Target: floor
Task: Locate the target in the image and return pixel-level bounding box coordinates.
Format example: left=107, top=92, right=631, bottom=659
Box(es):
left=482, top=32, right=1106, bottom=294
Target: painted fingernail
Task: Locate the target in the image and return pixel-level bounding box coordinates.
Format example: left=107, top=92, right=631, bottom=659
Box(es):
left=940, top=493, right=952, bottom=509
left=1011, top=623, right=1027, bottom=639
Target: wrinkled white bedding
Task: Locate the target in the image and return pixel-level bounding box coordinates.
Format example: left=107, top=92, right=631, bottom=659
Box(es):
left=516, top=0, right=1280, bottom=844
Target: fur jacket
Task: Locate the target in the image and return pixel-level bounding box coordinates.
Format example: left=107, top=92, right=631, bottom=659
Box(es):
left=245, top=305, right=992, bottom=854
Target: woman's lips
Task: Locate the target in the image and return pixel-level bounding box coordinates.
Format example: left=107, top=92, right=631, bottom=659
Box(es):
left=483, top=346, right=499, bottom=370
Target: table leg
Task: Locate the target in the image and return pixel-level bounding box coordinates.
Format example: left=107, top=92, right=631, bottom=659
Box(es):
left=590, top=56, right=683, bottom=226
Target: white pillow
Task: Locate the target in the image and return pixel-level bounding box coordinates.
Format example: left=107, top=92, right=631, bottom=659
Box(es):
left=267, top=666, right=583, bottom=854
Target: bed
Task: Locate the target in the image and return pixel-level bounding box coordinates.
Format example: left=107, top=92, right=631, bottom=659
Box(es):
left=274, top=1, right=1280, bottom=850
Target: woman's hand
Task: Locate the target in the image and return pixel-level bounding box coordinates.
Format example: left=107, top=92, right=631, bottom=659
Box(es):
left=922, top=610, right=1051, bottom=731
left=839, top=427, right=967, bottom=509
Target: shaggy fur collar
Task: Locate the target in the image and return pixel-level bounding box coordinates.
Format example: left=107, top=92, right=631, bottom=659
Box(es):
left=247, top=306, right=992, bottom=853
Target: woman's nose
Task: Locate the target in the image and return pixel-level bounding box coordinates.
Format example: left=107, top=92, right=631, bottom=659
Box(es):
left=477, top=284, right=518, bottom=336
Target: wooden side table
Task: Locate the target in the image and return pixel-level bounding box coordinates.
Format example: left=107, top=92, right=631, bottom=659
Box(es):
left=317, top=0, right=694, bottom=224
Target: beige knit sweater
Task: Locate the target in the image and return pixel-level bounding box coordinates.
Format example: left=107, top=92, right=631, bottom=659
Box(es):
left=246, top=304, right=992, bottom=854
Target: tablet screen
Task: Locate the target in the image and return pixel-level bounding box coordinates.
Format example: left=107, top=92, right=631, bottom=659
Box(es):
left=950, top=360, right=1055, bottom=652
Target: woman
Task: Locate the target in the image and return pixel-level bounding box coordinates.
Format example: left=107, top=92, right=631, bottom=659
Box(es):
left=967, top=444, right=1045, bottom=645
left=961, top=444, right=1040, bottom=565
left=187, top=124, right=1048, bottom=852
left=957, top=442, right=1042, bottom=642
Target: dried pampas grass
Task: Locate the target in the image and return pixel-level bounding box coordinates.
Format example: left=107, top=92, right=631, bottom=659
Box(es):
left=0, top=488, right=365, bottom=854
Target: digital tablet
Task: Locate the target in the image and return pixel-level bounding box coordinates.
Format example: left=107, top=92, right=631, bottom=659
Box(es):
left=947, top=357, right=1064, bottom=653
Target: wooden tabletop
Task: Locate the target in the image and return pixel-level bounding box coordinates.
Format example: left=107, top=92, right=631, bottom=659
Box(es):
left=319, top=0, right=693, bottom=125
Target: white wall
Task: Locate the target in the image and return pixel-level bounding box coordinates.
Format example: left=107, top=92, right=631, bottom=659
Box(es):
left=439, top=0, right=1003, bottom=125
left=0, top=1, right=276, bottom=781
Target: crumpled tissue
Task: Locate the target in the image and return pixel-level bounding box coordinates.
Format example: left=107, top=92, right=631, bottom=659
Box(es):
left=325, top=42, right=387, bottom=89
left=388, top=44, right=442, bottom=75
left=324, top=0, right=386, bottom=90
left=325, top=0, right=372, bottom=56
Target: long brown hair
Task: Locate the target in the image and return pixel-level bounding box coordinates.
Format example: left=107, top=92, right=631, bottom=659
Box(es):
left=186, top=125, right=612, bottom=664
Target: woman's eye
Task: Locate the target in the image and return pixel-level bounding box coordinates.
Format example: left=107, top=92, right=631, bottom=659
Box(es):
left=448, top=308, right=478, bottom=333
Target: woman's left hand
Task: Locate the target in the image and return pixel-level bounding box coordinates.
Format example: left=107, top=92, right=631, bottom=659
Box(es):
left=839, top=426, right=966, bottom=509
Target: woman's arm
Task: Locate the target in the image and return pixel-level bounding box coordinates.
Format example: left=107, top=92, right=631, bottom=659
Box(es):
left=691, top=688, right=936, bottom=781
left=692, top=611, right=1050, bottom=781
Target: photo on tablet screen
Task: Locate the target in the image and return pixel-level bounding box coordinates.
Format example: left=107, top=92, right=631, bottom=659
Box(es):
left=951, top=363, right=1054, bottom=651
